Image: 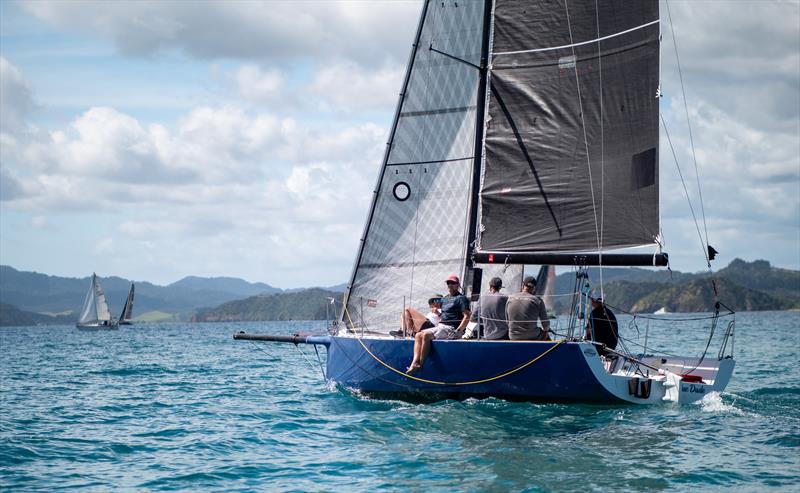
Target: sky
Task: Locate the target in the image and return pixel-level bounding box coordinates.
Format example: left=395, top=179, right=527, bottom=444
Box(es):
left=0, top=0, right=798, bottom=288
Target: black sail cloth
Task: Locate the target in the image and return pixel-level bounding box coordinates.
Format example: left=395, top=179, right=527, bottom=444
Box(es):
left=478, top=0, right=660, bottom=253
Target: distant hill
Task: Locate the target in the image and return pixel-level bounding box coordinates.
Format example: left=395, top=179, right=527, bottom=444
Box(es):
left=607, top=278, right=791, bottom=313
left=168, top=276, right=280, bottom=297
left=0, top=302, right=74, bottom=326
left=0, top=266, right=318, bottom=324
left=192, top=288, right=340, bottom=322
left=715, top=259, right=800, bottom=301
left=546, top=258, right=799, bottom=314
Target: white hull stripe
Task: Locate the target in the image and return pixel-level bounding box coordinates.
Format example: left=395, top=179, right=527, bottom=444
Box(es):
left=493, top=19, right=660, bottom=56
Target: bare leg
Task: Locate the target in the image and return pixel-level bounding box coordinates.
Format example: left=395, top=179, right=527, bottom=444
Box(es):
left=418, top=331, right=435, bottom=368
left=404, top=308, right=429, bottom=336
left=407, top=330, right=429, bottom=373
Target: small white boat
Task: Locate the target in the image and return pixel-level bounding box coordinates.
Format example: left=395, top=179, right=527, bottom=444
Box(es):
left=654, top=307, right=669, bottom=315
left=76, top=273, right=119, bottom=330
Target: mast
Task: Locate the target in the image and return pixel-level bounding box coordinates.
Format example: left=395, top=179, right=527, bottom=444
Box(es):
left=463, top=0, right=494, bottom=291
left=339, top=0, right=431, bottom=326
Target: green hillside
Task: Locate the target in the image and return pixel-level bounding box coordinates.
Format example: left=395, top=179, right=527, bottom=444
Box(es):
left=603, top=278, right=790, bottom=313
left=192, top=288, right=339, bottom=322
left=0, top=302, right=75, bottom=326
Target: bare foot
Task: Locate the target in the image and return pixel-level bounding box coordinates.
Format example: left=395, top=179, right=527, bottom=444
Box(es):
left=405, top=363, right=422, bottom=374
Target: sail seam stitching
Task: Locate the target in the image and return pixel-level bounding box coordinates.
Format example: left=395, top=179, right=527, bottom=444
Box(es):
left=493, top=19, right=659, bottom=55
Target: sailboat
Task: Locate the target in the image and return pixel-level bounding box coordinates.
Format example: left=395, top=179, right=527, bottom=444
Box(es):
left=76, top=273, right=119, bottom=330
left=535, top=265, right=558, bottom=317
left=118, top=283, right=135, bottom=325
left=236, top=0, right=735, bottom=404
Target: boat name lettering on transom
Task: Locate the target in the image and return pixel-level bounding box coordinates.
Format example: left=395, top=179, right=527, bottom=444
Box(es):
left=681, top=384, right=706, bottom=394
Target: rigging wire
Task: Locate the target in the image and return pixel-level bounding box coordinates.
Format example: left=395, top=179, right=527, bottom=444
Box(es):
left=664, top=0, right=711, bottom=263
left=564, top=0, right=604, bottom=300
left=660, top=114, right=710, bottom=267
left=594, top=0, right=606, bottom=299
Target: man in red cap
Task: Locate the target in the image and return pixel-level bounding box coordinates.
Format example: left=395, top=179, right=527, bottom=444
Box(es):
left=406, top=274, right=471, bottom=373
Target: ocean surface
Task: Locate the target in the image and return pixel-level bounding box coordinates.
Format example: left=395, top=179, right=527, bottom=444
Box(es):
left=1, top=311, right=798, bottom=492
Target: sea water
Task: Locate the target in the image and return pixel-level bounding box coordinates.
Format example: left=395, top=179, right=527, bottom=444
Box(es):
left=1, top=311, right=798, bottom=492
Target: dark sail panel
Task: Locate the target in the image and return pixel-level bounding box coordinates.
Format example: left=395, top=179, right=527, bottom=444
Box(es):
left=478, top=0, right=660, bottom=253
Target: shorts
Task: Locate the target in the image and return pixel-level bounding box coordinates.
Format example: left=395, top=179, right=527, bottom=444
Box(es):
left=424, top=324, right=461, bottom=340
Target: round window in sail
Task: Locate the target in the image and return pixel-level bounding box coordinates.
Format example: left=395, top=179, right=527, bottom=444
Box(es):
left=393, top=181, right=411, bottom=202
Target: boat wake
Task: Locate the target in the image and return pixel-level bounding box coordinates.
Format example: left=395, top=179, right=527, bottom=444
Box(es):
left=697, top=392, right=744, bottom=415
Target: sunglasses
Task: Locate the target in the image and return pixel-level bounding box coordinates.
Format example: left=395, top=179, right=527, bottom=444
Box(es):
left=446, top=281, right=458, bottom=285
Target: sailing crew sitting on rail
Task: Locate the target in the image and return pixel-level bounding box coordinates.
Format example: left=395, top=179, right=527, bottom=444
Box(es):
left=585, top=297, right=619, bottom=356
left=472, top=277, right=509, bottom=340
left=399, top=295, right=442, bottom=336
left=406, top=275, right=471, bottom=374
left=506, top=276, right=550, bottom=341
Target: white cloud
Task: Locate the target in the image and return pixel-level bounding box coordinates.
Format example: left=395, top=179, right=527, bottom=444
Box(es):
left=0, top=165, right=28, bottom=201
left=21, top=1, right=420, bottom=67
left=31, top=215, right=47, bottom=228
left=235, top=65, right=286, bottom=105
left=3, top=0, right=798, bottom=285
left=0, top=57, right=34, bottom=135
left=308, top=61, right=404, bottom=112
left=661, top=1, right=799, bottom=135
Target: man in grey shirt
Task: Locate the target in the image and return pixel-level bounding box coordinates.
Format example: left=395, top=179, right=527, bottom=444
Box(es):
left=506, top=276, right=550, bottom=340
left=475, top=277, right=509, bottom=340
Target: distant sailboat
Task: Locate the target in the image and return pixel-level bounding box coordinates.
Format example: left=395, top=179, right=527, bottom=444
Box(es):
left=76, top=273, right=119, bottom=330
left=654, top=307, right=669, bottom=315
left=118, top=283, right=135, bottom=325
left=535, top=265, right=558, bottom=317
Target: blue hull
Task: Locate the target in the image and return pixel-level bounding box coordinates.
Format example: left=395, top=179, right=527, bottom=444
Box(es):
left=323, top=337, right=622, bottom=403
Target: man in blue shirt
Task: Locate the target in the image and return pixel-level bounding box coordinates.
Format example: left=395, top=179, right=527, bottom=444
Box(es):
left=406, top=274, right=471, bottom=373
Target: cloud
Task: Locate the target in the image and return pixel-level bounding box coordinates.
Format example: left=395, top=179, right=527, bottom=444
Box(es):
left=0, top=57, right=34, bottom=135
left=1, top=55, right=386, bottom=284
left=30, top=215, right=48, bottom=228
left=235, top=65, right=287, bottom=105
left=661, top=1, right=800, bottom=135
left=308, top=61, right=404, bottom=112
left=20, top=1, right=420, bottom=67
left=0, top=165, right=28, bottom=201
left=3, top=0, right=798, bottom=285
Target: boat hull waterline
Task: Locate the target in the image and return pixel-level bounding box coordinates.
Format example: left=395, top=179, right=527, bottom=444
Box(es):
left=235, top=334, right=734, bottom=405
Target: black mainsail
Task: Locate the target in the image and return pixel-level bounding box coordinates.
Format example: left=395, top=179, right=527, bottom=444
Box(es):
left=476, top=0, right=661, bottom=259
left=119, top=283, right=134, bottom=325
